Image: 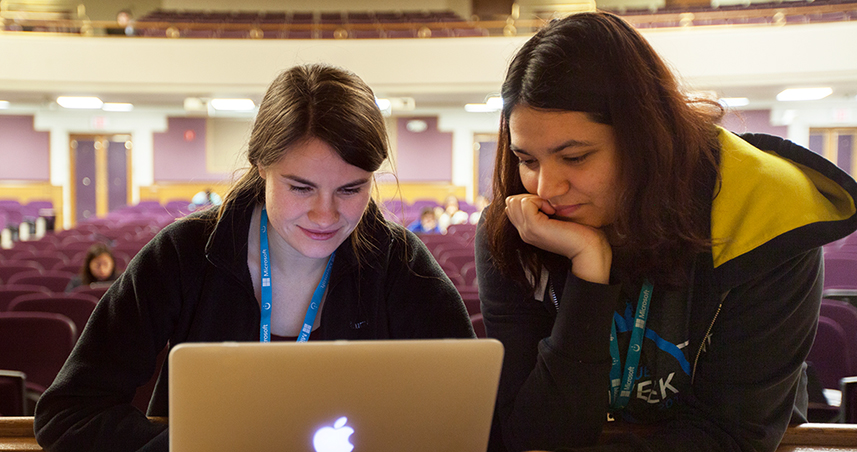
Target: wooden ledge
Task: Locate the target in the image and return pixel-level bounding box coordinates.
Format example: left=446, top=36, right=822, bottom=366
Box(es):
left=2, top=417, right=855, bottom=450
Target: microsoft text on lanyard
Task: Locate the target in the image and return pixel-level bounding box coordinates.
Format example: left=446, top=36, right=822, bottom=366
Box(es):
left=259, top=207, right=335, bottom=343
left=608, top=280, right=653, bottom=411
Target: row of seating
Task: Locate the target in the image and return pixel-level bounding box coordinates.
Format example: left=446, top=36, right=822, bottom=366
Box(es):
left=137, top=9, right=465, bottom=25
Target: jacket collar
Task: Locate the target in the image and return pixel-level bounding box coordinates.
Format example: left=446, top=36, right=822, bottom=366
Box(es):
left=712, top=129, right=857, bottom=289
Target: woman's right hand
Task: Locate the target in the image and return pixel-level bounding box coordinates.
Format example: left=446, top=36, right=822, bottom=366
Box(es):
left=505, top=194, right=612, bottom=284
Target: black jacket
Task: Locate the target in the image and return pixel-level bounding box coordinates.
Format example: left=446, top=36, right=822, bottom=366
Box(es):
left=34, top=196, right=475, bottom=452
left=477, top=131, right=857, bottom=452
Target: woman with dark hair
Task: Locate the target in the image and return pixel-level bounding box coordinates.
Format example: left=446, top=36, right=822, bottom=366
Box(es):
left=35, top=64, right=474, bottom=451
left=477, top=12, right=857, bottom=452
left=65, top=242, right=120, bottom=291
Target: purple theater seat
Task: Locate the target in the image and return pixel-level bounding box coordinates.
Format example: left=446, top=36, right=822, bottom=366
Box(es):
left=8, top=270, right=75, bottom=293
left=70, top=283, right=111, bottom=301
left=807, top=316, right=855, bottom=389
left=14, top=253, right=68, bottom=272
left=0, top=370, right=27, bottom=416
left=0, top=312, right=76, bottom=393
left=823, top=253, right=857, bottom=289
left=459, top=261, right=477, bottom=287
left=0, top=284, right=52, bottom=311
left=9, top=292, right=99, bottom=340
left=0, top=260, right=44, bottom=285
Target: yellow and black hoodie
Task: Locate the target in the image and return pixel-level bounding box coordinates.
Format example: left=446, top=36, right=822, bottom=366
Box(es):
left=478, top=129, right=857, bottom=452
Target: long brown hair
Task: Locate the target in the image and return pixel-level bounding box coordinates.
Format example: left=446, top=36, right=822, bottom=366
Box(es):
left=484, top=12, right=723, bottom=290
left=80, top=242, right=118, bottom=285
left=218, top=64, right=390, bottom=262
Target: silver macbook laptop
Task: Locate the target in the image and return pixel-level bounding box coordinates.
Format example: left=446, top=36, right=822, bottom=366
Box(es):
left=168, top=339, right=504, bottom=452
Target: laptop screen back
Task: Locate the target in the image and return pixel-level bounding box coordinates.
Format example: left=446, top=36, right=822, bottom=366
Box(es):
left=169, top=339, right=503, bottom=452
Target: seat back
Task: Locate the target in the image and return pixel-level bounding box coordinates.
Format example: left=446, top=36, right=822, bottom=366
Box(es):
left=8, top=293, right=99, bottom=340
left=0, top=370, right=27, bottom=416
left=0, top=284, right=52, bottom=311
left=0, top=312, right=76, bottom=392
left=807, top=316, right=854, bottom=389
left=0, top=260, right=44, bottom=284
left=8, top=270, right=75, bottom=293
left=823, top=253, right=857, bottom=289
left=70, top=283, right=111, bottom=301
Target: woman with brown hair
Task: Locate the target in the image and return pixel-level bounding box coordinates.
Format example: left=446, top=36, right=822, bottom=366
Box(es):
left=35, top=64, right=474, bottom=452
left=65, top=242, right=120, bottom=291
left=477, top=12, right=857, bottom=452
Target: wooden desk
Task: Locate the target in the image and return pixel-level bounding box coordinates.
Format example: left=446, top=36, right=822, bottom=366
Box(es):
left=1, top=418, right=855, bottom=451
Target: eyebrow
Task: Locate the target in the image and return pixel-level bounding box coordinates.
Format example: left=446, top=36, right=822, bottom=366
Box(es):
left=510, top=138, right=597, bottom=156
left=284, top=175, right=371, bottom=189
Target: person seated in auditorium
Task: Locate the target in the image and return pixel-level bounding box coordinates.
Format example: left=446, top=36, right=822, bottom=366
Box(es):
left=437, top=194, right=469, bottom=233
left=35, top=64, right=475, bottom=452
left=189, top=188, right=222, bottom=211
left=408, top=207, right=442, bottom=234
left=469, top=195, right=489, bottom=225
left=65, top=242, right=120, bottom=292
left=476, top=12, right=857, bottom=452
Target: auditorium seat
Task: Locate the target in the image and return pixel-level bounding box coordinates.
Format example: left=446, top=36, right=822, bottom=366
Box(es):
left=459, top=261, right=477, bottom=287
left=0, top=312, right=76, bottom=394
left=0, top=260, right=44, bottom=284
left=15, top=240, right=56, bottom=252
left=0, top=285, right=51, bottom=311
left=822, top=253, right=857, bottom=290
left=0, top=370, right=27, bottom=416
left=8, top=292, right=99, bottom=340
left=13, top=253, right=68, bottom=271
left=70, top=284, right=111, bottom=300
left=7, top=270, right=75, bottom=293
left=808, top=316, right=855, bottom=389
left=437, top=250, right=476, bottom=272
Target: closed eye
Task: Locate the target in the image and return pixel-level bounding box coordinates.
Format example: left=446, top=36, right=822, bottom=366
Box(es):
left=290, top=185, right=313, bottom=193
left=338, top=186, right=363, bottom=196
left=512, top=152, right=537, bottom=168
left=563, top=152, right=592, bottom=164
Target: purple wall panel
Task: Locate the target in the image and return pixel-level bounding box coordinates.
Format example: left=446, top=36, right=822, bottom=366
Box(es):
left=838, top=134, right=854, bottom=175
left=0, top=115, right=50, bottom=180
left=107, top=141, right=128, bottom=211
left=720, top=110, right=788, bottom=138
left=477, top=140, right=497, bottom=199
left=75, top=140, right=97, bottom=222
left=809, top=134, right=824, bottom=154
left=153, top=117, right=228, bottom=181
left=395, top=117, right=452, bottom=182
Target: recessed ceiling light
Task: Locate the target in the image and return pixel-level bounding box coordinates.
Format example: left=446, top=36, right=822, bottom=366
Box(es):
left=485, top=96, right=503, bottom=109
left=375, top=98, right=391, bottom=110
left=102, top=102, right=134, bottom=112
left=719, top=97, right=749, bottom=107
left=0, top=101, right=9, bottom=109
left=776, top=88, right=833, bottom=102
left=406, top=119, right=428, bottom=133
left=210, top=98, right=255, bottom=111
left=57, top=96, right=103, bottom=109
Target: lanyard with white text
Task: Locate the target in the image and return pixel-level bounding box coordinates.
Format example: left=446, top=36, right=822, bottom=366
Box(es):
left=259, top=207, right=335, bottom=343
left=608, top=279, right=654, bottom=411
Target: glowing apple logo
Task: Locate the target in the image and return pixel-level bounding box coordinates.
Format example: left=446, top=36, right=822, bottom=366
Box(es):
left=313, top=417, right=355, bottom=452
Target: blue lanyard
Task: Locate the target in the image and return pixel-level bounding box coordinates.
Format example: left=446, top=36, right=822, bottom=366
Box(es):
left=608, top=279, right=653, bottom=411
left=259, top=207, right=335, bottom=343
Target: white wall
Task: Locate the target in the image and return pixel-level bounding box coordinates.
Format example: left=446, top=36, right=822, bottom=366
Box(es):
left=32, top=111, right=169, bottom=228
